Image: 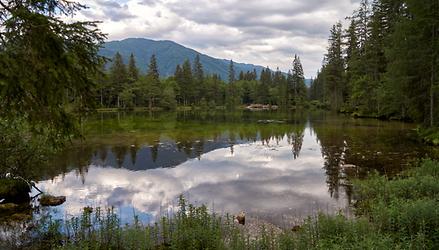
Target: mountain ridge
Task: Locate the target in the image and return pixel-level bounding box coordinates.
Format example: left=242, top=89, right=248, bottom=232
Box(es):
left=100, top=38, right=266, bottom=81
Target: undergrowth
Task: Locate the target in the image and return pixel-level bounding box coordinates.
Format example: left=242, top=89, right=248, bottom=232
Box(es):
left=4, top=159, right=439, bottom=249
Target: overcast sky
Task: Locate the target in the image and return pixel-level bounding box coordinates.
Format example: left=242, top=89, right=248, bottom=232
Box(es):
left=77, top=0, right=360, bottom=78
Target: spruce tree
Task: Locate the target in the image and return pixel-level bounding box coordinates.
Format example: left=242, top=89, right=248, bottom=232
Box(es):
left=258, top=68, right=271, bottom=104
left=228, top=60, right=235, bottom=84
left=0, top=0, right=105, bottom=138
left=128, top=53, right=139, bottom=82
left=193, top=54, right=204, bottom=103
left=145, top=54, right=161, bottom=109
left=325, top=22, right=345, bottom=110
left=110, top=52, right=128, bottom=108
left=291, top=55, right=307, bottom=106
left=181, top=59, right=193, bottom=105
left=386, top=0, right=439, bottom=125
left=226, top=60, right=239, bottom=109
left=174, top=64, right=184, bottom=104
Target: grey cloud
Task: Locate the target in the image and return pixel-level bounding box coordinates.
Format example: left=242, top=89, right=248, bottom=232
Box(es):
left=96, top=0, right=136, bottom=22
left=139, top=0, right=160, bottom=6
left=167, top=0, right=355, bottom=37
left=159, top=0, right=359, bottom=76
left=83, top=0, right=360, bottom=77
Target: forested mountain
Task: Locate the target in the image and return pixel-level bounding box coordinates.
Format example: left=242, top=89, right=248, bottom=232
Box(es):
left=96, top=52, right=308, bottom=110
left=100, top=38, right=265, bottom=81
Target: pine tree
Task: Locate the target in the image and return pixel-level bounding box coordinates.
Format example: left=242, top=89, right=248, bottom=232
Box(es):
left=291, top=55, right=307, bottom=106
left=145, top=54, right=161, bottom=110
left=128, top=53, right=139, bottom=82
left=386, top=0, right=439, bottom=125
left=226, top=60, right=239, bottom=109
left=258, top=68, right=271, bottom=104
left=181, top=59, right=193, bottom=105
left=109, top=52, right=128, bottom=108
left=193, top=54, right=204, bottom=103
left=174, top=64, right=184, bottom=105
left=0, top=0, right=105, bottom=137
left=344, top=18, right=360, bottom=106
left=325, top=22, right=345, bottom=110
left=228, top=60, right=235, bottom=84
left=355, top=0, right=371, bottom=55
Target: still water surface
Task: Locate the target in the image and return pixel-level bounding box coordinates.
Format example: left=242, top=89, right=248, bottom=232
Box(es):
left=32, top=111, right=432, bottom=227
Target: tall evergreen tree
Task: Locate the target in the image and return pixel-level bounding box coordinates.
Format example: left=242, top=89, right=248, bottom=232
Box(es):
left=228, top=60, right=235, bottom=84
left=180, top=59, right=193, bottom=105
left=109, top=52, right=128, bottom=108
left=344, top=18, right=360, bottom=106
left=258, top=68, right=271, bottom=104
left=386, top=0, right=439, bottom=125
left=193, top=54, right=204, bottom=103
left=226, top=60, right=239, bottom=109
left=325, top=22, right=346, bottom=110
left=145, top=54, right=161, bottom=109
left=291, top=55, right=307, bottom=106
left=174, top=64, right=184, bottom=104
left=128, top=53, right=139, bottom=82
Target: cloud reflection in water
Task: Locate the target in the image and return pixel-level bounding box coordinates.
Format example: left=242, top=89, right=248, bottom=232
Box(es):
left=36, top=126, right=349, bottom=226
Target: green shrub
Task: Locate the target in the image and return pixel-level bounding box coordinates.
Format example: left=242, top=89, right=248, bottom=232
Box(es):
left=7, top=160, right=439, bottom=249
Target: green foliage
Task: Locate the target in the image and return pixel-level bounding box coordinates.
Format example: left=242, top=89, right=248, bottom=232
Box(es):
left=145, top=55, right=162, bottom=109
left=291, top=55, right=308, bottom=106
left=291, top=214, right=393, bottom=249
left=0, top=0, right=105, bottom=137
left=161, top=86, right=177, bottom=111
left=128, top=53, right=139, bottom=82
left=418, top=128, right=439, bottom=146
left=0, top=178, right=30, bottom=203
left=354, top=159, right=439, bottom=248
left=7, top=160, right=439, bottom=249
left=96, top=52, right=309, bottom=110
left=315, top=0, right=439, bottom=128
left=325, top=22, right=346, bottom=111
left=0, top=117, right=57, bottom=179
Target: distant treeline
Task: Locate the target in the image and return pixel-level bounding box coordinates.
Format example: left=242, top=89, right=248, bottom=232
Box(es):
left=309, top=0, right=439, bottom=126
left=94, top=53, right=308, bottom=110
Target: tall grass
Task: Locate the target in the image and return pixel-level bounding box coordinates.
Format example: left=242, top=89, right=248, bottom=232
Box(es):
left=10, top=159, right=439, bottom=249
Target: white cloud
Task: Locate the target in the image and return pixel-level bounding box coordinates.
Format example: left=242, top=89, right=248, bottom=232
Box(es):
left=75, top=0, right=361, bottom=77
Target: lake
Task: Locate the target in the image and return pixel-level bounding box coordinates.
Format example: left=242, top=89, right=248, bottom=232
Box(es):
left=27, top=111, right=434, bottom=227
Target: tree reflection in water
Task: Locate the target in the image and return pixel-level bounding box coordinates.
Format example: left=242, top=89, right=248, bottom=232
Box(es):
left=31, top=111, right=431, bottom=226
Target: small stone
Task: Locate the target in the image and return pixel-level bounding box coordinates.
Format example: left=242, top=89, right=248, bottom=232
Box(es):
left=235, top=211, right=245, bottom=225
left=39, top=195, right=66, bottom=206
left=291, top=225, right=302, bottom=232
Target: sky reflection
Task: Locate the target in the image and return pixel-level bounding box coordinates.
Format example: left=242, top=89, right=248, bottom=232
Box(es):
left=35, top=125, right=349, bottom=227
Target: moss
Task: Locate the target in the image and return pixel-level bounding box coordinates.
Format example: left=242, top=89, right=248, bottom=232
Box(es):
left=0, top=178, right=30, bottom=203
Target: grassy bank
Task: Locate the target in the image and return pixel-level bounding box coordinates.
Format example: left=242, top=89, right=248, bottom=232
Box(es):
left=4, top=159, right=439, bottom=249
left=418, top=128, right=439, bottom=146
